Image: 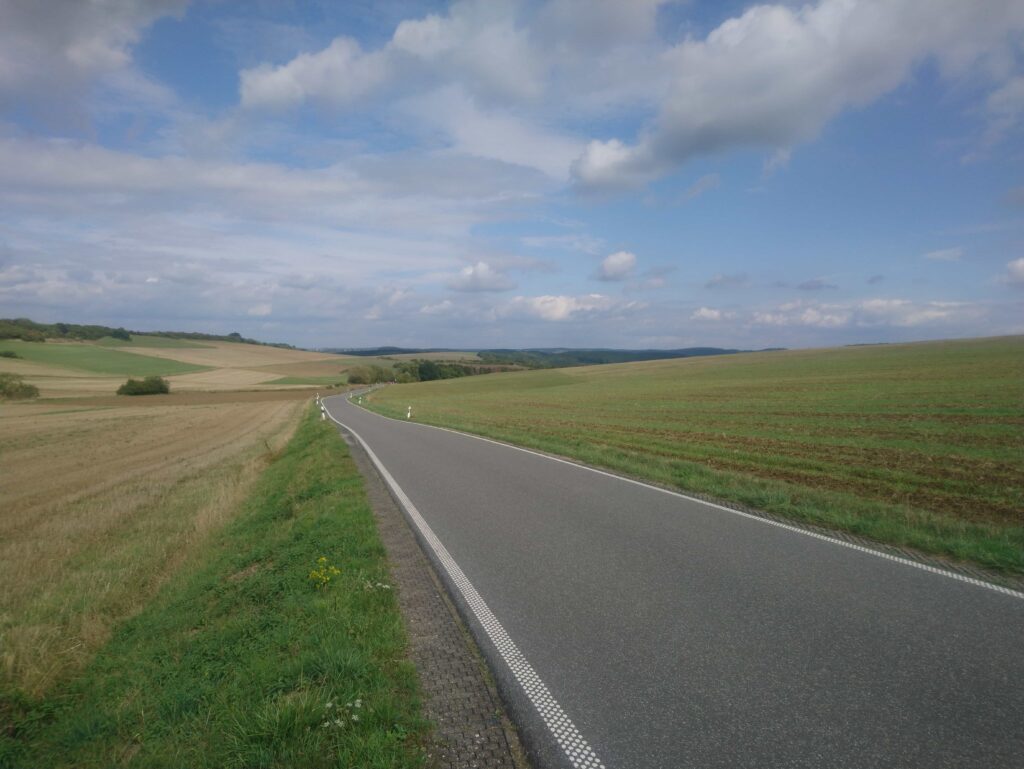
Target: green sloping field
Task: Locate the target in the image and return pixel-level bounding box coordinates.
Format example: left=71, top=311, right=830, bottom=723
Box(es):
left=366, top=336, right=1024, bottom=573
left=0, top=341, right=209, bottom=376
left=96, top=335, right=212, bottom=349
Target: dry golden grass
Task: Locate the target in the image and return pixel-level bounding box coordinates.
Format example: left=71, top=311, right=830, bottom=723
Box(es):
left=247, top=357, right=356, bottom=378
left=5, top=340, right=346, bottom=398
left=0, top=395, right=307, bottom=696
left=131, top=340, right=338, bottom=368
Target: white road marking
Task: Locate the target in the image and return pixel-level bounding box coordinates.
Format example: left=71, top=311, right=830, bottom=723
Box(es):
left=339, top=394, right=1024, bottom=602
left=323, top=403, right=607, bottom=769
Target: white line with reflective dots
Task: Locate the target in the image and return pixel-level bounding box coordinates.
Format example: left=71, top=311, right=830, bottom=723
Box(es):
left=323, top=406, right=606, bottom=769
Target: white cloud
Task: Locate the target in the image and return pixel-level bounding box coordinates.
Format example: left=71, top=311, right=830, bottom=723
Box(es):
left=1003, top=257, right=1024, bottom=287
left=571, top=0, right=1024, bottom=189
left=241, top=0, right=544, bottom=110
left=691, top=307, right=724, bottom=321
left=240, top=37, right=390, bottom=109
left=0, top=0, right=187, bottom=106
left=502, top=293, right=640, bottom=322
left=447, top=261, right=515, bottom=292
left=751, top=298, right=984, bottom=329
left=596, top=251, right=636, bottom=282
left=924, top=247, right=963, bottom=261
left=401, top=85, right=583, bottom=179
left=247, top=303, right=272, bottom=317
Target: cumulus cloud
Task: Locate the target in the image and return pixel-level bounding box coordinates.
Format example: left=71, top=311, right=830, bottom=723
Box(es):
left=240, top=37, right=391, bottom=110
left=596, top=251, right=636, bottom=282
left=447, top=261, right=516, bottom=292
left=502, top=293, right=641, bottom=322
left=0, top=0, right=186, bottom=102
left=924, top=247, right=963, bottom=261
left=1003, top=257, right=1024, bottom=287
left=571, top=0, right=1024, bottom=189
left=241, top=0, right=544, bottom=110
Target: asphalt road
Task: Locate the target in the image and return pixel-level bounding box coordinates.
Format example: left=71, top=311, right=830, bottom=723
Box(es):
left=322, top=393, right=1024, bottom=769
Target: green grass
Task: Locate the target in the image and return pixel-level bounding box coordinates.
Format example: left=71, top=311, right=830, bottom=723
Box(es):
left=96, top=335, right=212, bottom=349
left=0, top=340, right=208, bottom=376
left=366, top=336, right=1024, bottom=574
left=0, top=409, right=429, bottom=769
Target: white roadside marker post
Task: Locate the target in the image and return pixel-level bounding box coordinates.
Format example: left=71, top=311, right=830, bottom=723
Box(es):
left=407, top=406, right=412, bottom=420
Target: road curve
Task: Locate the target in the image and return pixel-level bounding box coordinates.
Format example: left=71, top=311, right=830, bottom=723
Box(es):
left=322, top=393, right=1024, bottom=769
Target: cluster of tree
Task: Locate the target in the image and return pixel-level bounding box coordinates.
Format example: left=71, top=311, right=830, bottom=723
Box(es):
left=393, top=360, right=503, bottom=383
left=0, top=318, right=132, bottom=342
left=345, top=365, right=392, bottom=385
left=0, top=318, right=294, bottom=349
left=0, top=373, right=39, bottom=400
left=117, top=376, right=170, bottom=396
left=478, top=347, right=747, bottom=369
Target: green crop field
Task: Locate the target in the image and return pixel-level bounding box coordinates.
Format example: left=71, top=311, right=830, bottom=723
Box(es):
left=0, top=340, right=208, bottom=376
left=96, top=334, right=212, bottom=349
left=366, top=336, right=1024, bottom=574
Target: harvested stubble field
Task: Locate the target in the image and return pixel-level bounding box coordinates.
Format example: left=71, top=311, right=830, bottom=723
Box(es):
left=0, top=338, right=363, bottom=397
left=366, top=336, right=1024, bottom=573
left=0, top=393, right=306, bottom=696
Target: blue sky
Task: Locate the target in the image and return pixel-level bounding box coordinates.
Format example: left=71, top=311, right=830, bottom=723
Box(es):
left=1, top=0, right=1022, bottom=349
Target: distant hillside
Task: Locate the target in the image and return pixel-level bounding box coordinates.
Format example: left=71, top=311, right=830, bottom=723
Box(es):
left=323, top=346, right=456, bottom=356
left=477, top=347, right=756, bottom=368
left=323, top=346, right=766, bottom=368
left=0, top=318, right=295, bottom=349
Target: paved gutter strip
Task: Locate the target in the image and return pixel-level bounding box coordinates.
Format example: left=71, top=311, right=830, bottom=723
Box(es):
left=334, top=426, right=529, bottom=769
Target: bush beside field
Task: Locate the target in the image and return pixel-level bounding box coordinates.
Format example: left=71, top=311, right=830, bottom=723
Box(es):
left=117, top=375, right=170, bottom=395
left=0, top=373, right=38, bottom=400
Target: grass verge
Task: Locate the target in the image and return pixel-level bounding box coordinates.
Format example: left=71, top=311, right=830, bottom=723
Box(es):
left=1, top=407, right=428, bottom=769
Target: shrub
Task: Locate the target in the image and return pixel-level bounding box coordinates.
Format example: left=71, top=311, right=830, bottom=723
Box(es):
left=117, top=376, right=170, bottom=396
left=0, top=372, right=39, bottom=400
left=0, top=350, right=21, bottom=359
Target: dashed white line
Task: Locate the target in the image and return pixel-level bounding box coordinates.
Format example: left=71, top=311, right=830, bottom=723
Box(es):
left=323, top=404, right=606, bottom=769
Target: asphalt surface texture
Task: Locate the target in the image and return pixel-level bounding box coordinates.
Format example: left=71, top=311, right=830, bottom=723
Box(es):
left=323, top=393, right=1024, bottom=769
